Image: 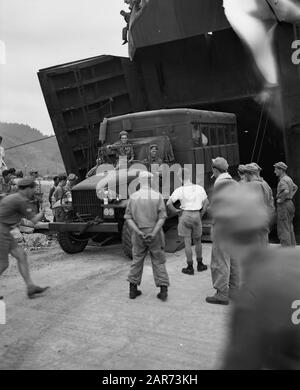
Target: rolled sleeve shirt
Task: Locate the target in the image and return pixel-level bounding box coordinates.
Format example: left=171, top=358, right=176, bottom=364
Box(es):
left=0, top=193, right=36, bottom=228
left=277, top=175, right=298, bottom=202
left=169, top=184, right=207, bottom=211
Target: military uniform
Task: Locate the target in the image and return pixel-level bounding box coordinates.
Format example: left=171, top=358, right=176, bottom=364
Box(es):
left=276, top=170, right=298, bottom=246
left=247, top=177, right=275, bottom=245
left=109, top=141, right=134, bottom=167
left=0, top=193, right=35, bottom=266
left=208, top=158, right=240, bottom=304
left=125, top=187, right=169, bottom=288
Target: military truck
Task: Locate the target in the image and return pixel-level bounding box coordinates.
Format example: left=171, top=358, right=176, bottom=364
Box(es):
left=48, top=108, right=239, bottom=257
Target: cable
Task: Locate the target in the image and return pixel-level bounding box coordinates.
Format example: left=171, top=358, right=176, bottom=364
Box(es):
left=5, top=135, right=56, bottom=151
left=251, top=100, right=266, bottom=162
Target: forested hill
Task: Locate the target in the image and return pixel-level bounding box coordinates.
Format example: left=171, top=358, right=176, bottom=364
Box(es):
left=0, top=122, right=64, bottom=176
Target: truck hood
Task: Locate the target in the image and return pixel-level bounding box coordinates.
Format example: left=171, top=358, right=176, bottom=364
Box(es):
left=72, top=168, right=140, bottom=192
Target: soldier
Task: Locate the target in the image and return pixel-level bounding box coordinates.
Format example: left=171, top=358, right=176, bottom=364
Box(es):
left=144, top=144, right=163, bottom=168
left=206, top=157, right=239, bottom=305
left=120, top=10, right=131, bottom=45
left=66, top=173, right=78, bottom=191
left=274, top=162, right=298, bottom=246
left=52, top=174, right=68, bottom=221
left=211, top=184, right=300, bottom=369
left=107, top=131, right=135, bottom=169
left=48, top=176, right=60, bottom=209
left=243, top=163, right=275, bottom=245
left=0, top=169, right=13, bottom=195
left=167, top=167, right=209, bottom=275
left=0, top=178, right=49, bottom=299
left=125, top=171, right=169, bottom=301
left=237, top=164, right=246, bottom=183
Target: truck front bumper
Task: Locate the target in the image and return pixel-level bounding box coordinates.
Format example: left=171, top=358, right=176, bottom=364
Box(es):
left=49, top=222, right=119, bottom=234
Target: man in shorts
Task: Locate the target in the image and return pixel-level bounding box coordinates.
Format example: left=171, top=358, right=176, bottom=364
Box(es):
left=0, top=178, right=50, bottom=299
left=167, top=168, right=209, bottom=275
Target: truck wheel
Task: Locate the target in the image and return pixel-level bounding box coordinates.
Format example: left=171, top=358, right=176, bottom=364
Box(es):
left=57, top=232, right=89, bottom=254
left=122, top=222, right=133, bottom=259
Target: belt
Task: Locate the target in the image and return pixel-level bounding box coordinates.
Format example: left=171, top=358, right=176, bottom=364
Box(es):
left=181, top=210, right=201, bottom=212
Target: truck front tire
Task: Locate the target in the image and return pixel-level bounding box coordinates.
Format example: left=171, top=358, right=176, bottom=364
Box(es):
left=57, top=232, right=89, bottom=254
left=122, top=222, right=133, bottom=259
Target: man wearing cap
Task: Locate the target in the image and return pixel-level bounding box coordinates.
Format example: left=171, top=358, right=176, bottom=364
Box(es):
left=48, top=176, right=60, bottom=209
left=52, top=174, right=68, bottom=221
left=206, top=157, right=239, bottom=305
left=237, top=165, right=246, bottom=183
left=107, top=131, right=134, bottom=168
left=66, top=173, right=78, bottom=191
left=243, top=163, right=275, bottom=245
left=167, top=167, right=209, bottom=275
left=274, top=162, right=298, bottom=246
left=0, top=178, right=49, bottom=298
left=144, top=144, right=163, bottom=167
left=211, top=184, right=300, bottom=370
left=125, top=171, right=169, bottom=301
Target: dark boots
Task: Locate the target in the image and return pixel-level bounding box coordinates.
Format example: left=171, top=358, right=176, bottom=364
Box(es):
left=182, top=264, right=194, bottom=275
left=157, top=286, right=168, bottom=302
left=129, top=283, right=142, bottom=299
left=197, top=258, right=208, bottom=272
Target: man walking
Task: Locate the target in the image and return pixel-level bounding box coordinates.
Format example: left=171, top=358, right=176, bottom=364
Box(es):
left=0, top=178, right=49, bottom=298
left=167, top=168, right=209, bottom=275
left=125, top=171, right=169, bottom=301
left=206, top=157, right=239, bottom=305
left=274, top=162, right=298, bottom=246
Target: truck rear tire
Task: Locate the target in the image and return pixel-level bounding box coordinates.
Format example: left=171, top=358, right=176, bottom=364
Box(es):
left=57, top=232, right=89, bottom=254
left=122, top=222, right=133, bottom=259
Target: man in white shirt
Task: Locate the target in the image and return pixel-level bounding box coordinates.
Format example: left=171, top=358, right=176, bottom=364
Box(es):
left=167, top=168, right=209, bottom=275
left=0, top=136, right=7, bottom=174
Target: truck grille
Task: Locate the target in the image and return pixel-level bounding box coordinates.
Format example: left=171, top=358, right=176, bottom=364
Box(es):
left=72, top=190, right=103, bottom=218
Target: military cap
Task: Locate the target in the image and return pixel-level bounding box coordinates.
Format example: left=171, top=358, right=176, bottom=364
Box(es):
left=119, top=131, right=128, bottom=137
left=58, top=173, right=67, bottom=181
left=274, top=162, right=288, bottom=171
left=150, top=144, right=158, bottom=150
left=138, top=171, right=153, bottom=181
left=17, top=178, right=36, bottom=188
left=212, top=157, right=229, bottom=172
left=238, top=164, right=246, bottom=174
left=244, top=163, right=259, bottom=174
left=67, top=173, right=78, bottom=181
left=251, top=162, right=262, bottom=171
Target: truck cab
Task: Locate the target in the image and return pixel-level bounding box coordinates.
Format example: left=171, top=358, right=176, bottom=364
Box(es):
left=50, top=108, right=239, bottom=256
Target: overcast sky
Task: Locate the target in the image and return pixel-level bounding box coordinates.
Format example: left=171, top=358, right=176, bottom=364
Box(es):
left=0, top=0, right=128, bottom=135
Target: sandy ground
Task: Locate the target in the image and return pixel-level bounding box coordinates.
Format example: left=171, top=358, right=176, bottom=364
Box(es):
left=0, top=242, right=230, bottom=370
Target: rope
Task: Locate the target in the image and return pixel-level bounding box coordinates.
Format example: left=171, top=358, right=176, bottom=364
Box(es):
left=251, top=100, right=266, bottom=162
left=257, top=116, right=269, bottom=164
left=5, top=135, right=56, bottom=151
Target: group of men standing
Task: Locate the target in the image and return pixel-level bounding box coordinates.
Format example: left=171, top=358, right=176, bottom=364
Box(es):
left=125, top=156, right=298, bottom=307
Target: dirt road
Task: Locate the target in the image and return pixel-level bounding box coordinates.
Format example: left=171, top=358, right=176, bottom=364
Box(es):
left=0, top=243, right=229, bottom=370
